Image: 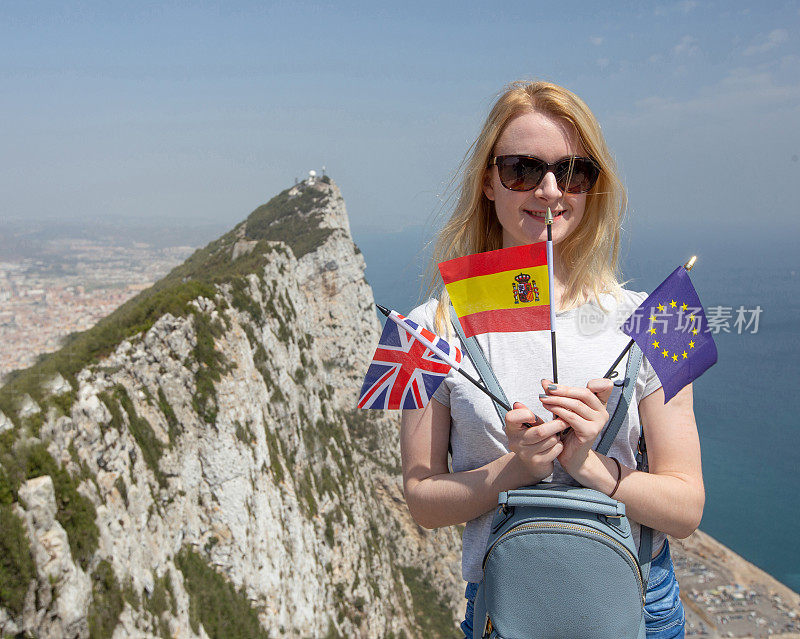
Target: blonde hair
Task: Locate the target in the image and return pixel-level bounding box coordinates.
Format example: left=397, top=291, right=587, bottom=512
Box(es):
left=424, top=80, right=627, bottom=336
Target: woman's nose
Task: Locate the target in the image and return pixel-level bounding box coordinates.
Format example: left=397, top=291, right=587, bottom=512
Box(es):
left=535, top=171, right=562, bottom=201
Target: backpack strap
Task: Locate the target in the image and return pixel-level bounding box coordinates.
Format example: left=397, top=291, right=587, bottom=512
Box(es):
left=593, top=342, right=653, bottom=587
left=449, top=305, right=653, bottom=588
left=449, top=306, right=509, bottom=425
left=595, top=344, right=642, bottom=456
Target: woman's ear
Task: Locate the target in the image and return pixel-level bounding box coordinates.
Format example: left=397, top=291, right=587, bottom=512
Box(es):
left=482, top=170, right=495, bottom=202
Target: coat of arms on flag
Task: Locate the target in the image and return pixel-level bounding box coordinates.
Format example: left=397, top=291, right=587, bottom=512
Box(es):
left=512, top=272, right=540, bottom=304
left=439, top=242, right=550, bottom=337
left=358, top=313, right=462, bottom=410
left=621, top=266, right=718, bottom=402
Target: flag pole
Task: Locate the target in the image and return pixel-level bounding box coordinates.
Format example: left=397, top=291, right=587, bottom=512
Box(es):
left=602, top=255, right=698, bottom=379
left=603, top=340, right=634, bottom=379
left=375, top=304, right=515, bottom=412
left=545, top=207, right=558, bottom=384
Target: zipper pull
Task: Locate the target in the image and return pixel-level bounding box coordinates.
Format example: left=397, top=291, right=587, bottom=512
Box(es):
left=491, top=504, right=514, bottom=534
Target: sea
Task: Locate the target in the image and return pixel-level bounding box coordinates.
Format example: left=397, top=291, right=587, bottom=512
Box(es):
left=354, top=224, right=800, bottom=594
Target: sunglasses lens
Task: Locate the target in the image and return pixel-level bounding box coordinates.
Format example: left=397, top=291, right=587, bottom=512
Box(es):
left=558, top=158, right=600, bottom=194
left=496, top=157, right=545, bottom=191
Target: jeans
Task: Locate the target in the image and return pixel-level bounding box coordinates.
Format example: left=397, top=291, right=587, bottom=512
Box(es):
left=460, top=539, right=685, bottom=638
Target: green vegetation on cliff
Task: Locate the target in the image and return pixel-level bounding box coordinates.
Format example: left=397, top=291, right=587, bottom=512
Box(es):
left=0, top=439, right=99, bottom=571
left=245, top=185, right=334, bottom=260
left=0, top=502, right=36, bottom=617
left=88, top=560, right=124, bottom=639
left=144, top=572, right=177, bottom=639
left=0, top=181, right=334, bottom=428
left=189, top=310, right=230, bottom=424
left=102, top=385, right=167, bottom=488
left=400, top=566, right=460, bottom=638
left=157, top=386, right=180, bottom=444
left=176, top=547, right=270, bottom=639
left=0, top=279, right=217, bottom=428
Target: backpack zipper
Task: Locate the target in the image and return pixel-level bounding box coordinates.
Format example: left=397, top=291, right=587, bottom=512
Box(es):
left=482, top=521, right=645, bottom=604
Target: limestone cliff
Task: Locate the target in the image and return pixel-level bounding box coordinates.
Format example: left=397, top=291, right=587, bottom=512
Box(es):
left=0, top=177, right=463, bottom=638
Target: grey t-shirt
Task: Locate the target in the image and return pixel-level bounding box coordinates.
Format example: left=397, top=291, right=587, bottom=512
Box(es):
left=406, top=289, right=667, bottom=583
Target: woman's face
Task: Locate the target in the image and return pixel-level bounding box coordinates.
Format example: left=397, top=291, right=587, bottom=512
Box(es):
left=483, top=110, right=588, bottom=250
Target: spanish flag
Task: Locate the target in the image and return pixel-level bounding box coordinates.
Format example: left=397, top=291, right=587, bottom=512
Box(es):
left=439, top=243, right=550, bottom=338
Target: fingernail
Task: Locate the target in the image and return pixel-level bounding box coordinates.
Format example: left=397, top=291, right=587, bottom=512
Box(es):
left=538, top=393, right=550, bottom=400
left=548, top=384, right=558, bottom=390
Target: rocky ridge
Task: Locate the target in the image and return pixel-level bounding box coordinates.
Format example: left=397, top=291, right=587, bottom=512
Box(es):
left=0, top=177, right=462, bottom=638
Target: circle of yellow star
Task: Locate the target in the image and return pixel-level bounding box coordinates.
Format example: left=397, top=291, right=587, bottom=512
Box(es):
left=669, top=300, right=677, bottom=308
left=652, top=340, right=660, bottom=349
left=689, top=340, right=695, bottom=349
left=657, top=303, right=665, bottom=312
left=682, top=351, right=688, bottom=359
left=672, top=353, right=678, bottom=362
left=681, top=303, right=688, bottom=311
left=649, top=327, right=657, bottom=335
left=692, top=328, right=699, bottom=335
left=662, top=349, right=669, bottom=358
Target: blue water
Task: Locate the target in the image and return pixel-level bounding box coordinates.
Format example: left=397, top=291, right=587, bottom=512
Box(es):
left=354, top=226, right=800, bottom=593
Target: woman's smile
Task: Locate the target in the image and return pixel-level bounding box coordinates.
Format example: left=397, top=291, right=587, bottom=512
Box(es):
left=523, top=209, right=565, bottom=221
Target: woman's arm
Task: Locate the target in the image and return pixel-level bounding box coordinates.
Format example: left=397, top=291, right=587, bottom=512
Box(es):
left=400, top=398, right=564, bottom=529
left=550, top=381, right=704, bottom=539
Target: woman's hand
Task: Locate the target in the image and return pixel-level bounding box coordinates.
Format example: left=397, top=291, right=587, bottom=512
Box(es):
left=538, top=378, right=614, bottom=483
left=504, top=402, right=566, bottom=485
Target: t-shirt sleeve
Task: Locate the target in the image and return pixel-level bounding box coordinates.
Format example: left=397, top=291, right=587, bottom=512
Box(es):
left=405, top=299, right=452, bottom=408
left=640, top=353, right=662, bottom=400
left=432, top=370, right=452, bottom=407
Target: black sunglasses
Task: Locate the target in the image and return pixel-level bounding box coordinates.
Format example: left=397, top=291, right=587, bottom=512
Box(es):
left=488, top=155, right=600, bottom=194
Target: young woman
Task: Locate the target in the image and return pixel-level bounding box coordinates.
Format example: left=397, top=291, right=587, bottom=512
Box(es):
left=402, top=81, right=704, bottom=638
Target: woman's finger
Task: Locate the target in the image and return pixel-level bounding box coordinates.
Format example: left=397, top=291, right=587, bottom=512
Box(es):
left=587, top=377, right=614, bottom=405
left=541, top=379, right=606, bottom=412
left=539, top=394, right=601, bottom=422
left=518, top=435, right=562, bottom=460
left=519, top=419, right=567, bottom=445
left=545, top=403, right=592, bottom=436
left=505, top=401, right=536, bottom=429
left=527, top=434, right=563, bottom=454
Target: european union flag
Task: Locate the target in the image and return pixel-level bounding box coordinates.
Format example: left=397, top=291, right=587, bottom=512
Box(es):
left=621, top=266, right=718, bottom=403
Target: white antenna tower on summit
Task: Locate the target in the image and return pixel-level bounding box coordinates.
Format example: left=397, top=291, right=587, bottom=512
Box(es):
left=307, top=169, right=317, bottom=185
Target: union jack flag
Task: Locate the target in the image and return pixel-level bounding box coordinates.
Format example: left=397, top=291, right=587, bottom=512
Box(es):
left=358, top=312, right=462, bottom=410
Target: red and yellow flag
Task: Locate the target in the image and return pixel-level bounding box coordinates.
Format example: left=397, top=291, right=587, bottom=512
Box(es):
left=438, top=243, right=550, bottom=338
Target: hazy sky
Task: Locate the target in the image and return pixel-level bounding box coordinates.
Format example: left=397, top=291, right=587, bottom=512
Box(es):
left=2, top=1, right=799, bottom=248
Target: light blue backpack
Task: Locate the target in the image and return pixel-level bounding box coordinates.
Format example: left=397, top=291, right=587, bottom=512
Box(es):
left=450, top=309, right=653, bottom=639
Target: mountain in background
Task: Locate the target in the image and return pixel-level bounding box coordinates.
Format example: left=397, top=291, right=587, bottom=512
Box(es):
left=0, top=177, right=462, bottom=639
